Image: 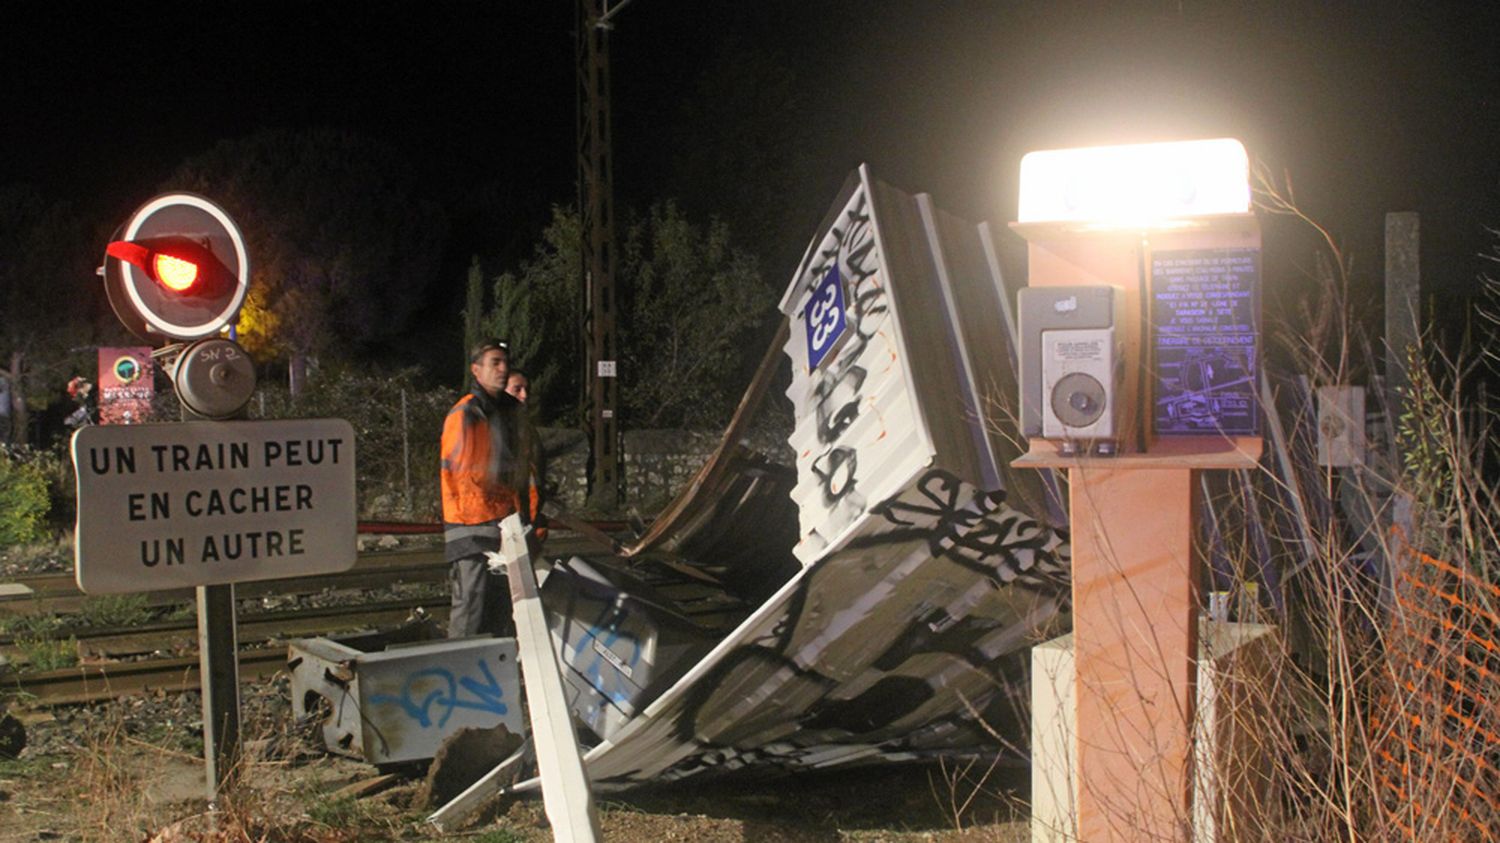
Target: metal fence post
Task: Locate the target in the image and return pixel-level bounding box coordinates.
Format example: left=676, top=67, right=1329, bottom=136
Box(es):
left=400, top=388, right=411, bottom=512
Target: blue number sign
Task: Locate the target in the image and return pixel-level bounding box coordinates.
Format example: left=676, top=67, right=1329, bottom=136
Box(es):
left=804, top=265, right=848, bottom=370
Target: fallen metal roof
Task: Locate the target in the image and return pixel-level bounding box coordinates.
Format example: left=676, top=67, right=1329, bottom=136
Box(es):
left=560, top=166, right=1072, bottom=787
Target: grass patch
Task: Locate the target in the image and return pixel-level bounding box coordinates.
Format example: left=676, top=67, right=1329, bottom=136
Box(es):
left=307, top=794, right=367, bottom=827
left=0, top=752, right=57, bottom=777
left=162, top=602, right=197, bottom=622
left=2, top=611, right=63, bottom=639
left=0, top=530, right=72, bottom=570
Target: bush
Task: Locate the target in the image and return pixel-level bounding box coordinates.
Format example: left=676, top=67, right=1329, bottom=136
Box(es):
left=0, top=445, right=50, bottom=545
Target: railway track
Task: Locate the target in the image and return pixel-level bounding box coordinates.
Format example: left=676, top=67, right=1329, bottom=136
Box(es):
left=9, top=646, right=292, bottom=705
left=1, top=531, right=747, bottom=706
left=0, top=536, right=573, bottom=705
left=1, top=595, right=448, bottom=659
left=0, top=547, right=450, bottom=617
left=0, top=532, right=617, bottom=615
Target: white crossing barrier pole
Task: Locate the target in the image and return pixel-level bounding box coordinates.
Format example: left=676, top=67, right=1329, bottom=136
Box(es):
left=498, top=513, right=600, bottom=841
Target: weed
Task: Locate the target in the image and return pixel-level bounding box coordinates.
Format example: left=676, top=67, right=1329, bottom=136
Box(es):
left=77, top=593, right=153, bottom=628
left=163, top=601, right=197, bottom=622
left=308, top=794, right=367, bottom=827
left=4, top=611, right=77, bottom=671
left=0, top=753, right=55, bottom=777
left=0, top=530, right=71, bottom=571
left=69, top=710, right=164, bottom=841
left=2, top=611, right=63, bottom=639
left=17, top=634, right=77, bottom=672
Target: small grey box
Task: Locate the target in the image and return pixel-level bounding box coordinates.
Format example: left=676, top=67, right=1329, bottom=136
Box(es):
left=1017, top=286, right=1120, bottom=438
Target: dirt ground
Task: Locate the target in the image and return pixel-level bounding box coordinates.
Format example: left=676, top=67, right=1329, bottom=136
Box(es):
left=0, top=675, right=1029, bottom=842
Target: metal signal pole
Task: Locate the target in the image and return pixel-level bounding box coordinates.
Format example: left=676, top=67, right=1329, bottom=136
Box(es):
left=577, top=0, right=627, bottom=509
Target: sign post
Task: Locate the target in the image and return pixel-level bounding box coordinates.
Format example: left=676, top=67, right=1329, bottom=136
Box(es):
left=85, top=191, right=326, bottom=798
left=1012, top=140, right=1264, bottom=840
left=73, top=419, right=357, bottom=796
left=198, top=581, right=240, bottom=791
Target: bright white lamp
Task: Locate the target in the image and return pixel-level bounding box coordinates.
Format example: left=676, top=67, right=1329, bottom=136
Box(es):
left=1018, top=138, right=1250, bottom=228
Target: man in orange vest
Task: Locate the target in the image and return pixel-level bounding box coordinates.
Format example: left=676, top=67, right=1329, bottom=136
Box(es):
left=441, top=339, right=534, bottom=637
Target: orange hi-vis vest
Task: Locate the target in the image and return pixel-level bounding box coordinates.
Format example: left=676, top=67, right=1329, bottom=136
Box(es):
left=440, top=390, right=528, bottom=529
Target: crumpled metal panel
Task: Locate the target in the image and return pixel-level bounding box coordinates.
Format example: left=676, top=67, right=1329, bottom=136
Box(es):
left=554, top=167, right=1072, bottom=789
left=583, top=471, right=1069, bottom=787
left=289, top=630, right=525, bottom=766
left=539, top=556, right=715, bottom=741
left=781, top=174, right=933, bottom=563
left=619, top=321, right=804, bottom=604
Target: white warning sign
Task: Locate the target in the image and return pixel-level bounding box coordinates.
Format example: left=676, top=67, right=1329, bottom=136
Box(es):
left=72, top=419, right=357, bottom=594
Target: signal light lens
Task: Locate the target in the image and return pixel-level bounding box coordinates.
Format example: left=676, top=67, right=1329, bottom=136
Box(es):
left=153, top=253, right=199, bottom=291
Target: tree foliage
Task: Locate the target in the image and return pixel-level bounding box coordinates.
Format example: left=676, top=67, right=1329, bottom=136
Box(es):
left=619, top=201, right=771, bottom=427
left=0, top=447, right=51, bottom=544
left=478, top=206, right=582, bottom=421
left=482, top=270, right=554, bottom=403
left=0, top=185, right=100, bottom=441
left=479, top=201, right=772, bottom=429
left=165, top=129, right=448, bottom=391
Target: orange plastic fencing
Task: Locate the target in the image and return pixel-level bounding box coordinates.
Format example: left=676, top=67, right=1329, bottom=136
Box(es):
left=1376, top=534, right=1499, bottom=842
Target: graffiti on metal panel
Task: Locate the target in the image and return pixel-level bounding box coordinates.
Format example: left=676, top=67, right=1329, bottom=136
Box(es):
left=813, top=365, right=867, bottom=444
left=800, top=188, right=888, bottom=547
left=811, top=446, right=859, bottom=506
left=588, top=181, right=1077, bottom=787
left=367, top=660, right=509, bottom=729
left=867, top=469, right=1070, bottom=597
left=573, top=604, right=644, bottom=705
left=659, top=469, right=1069, bottom=781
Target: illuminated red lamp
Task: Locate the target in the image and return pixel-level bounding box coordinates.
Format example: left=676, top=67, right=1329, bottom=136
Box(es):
left=106, top=240, right=202, bottom=293
left=153, top=253, right=199, bottom=291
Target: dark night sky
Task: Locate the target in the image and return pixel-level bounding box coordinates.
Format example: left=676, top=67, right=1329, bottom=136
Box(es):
left=4, top=1, right=1499, bottom=369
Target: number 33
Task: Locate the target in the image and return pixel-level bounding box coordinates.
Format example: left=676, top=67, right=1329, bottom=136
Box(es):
left=808, top=284, right=841, bottom=351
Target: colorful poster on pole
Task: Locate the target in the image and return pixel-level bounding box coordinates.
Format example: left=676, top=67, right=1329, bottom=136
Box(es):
left=98, top=347, right=154, bottom=425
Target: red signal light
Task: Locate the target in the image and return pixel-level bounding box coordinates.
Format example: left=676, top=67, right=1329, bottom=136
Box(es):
left=102, top=193, right=250, bottom=343
left=107, top=240, right=203, bottom=293
left=153, top=253, right=199, bottom=291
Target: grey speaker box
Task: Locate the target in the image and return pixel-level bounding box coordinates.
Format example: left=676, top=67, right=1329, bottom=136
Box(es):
left=1018, top=286, right=1122, bottom=443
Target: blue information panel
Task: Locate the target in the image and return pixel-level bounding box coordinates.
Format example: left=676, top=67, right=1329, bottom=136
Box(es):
left=804, top=264, right=849, bottom=371
left=1152, top=248, right=1259, bottom=435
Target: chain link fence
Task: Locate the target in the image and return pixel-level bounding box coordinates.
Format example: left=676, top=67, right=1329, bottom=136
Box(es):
left=248, top=371, right=450, bottom=522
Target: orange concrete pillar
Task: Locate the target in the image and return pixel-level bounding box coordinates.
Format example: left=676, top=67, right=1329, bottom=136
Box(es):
left=1069, top=465, right=1198, bottom=840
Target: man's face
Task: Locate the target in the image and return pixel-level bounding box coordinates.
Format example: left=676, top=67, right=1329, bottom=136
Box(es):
left=505, top=374, right=529, bottom=403
left=470, top=349, right=509, bottom=397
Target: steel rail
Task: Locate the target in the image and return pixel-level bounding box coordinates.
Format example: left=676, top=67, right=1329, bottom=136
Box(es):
left=1, top=595, right=449, bottom=660
left=1, top=534, right=602, bottom=617
left=5, top=646, right=290, bottom=706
